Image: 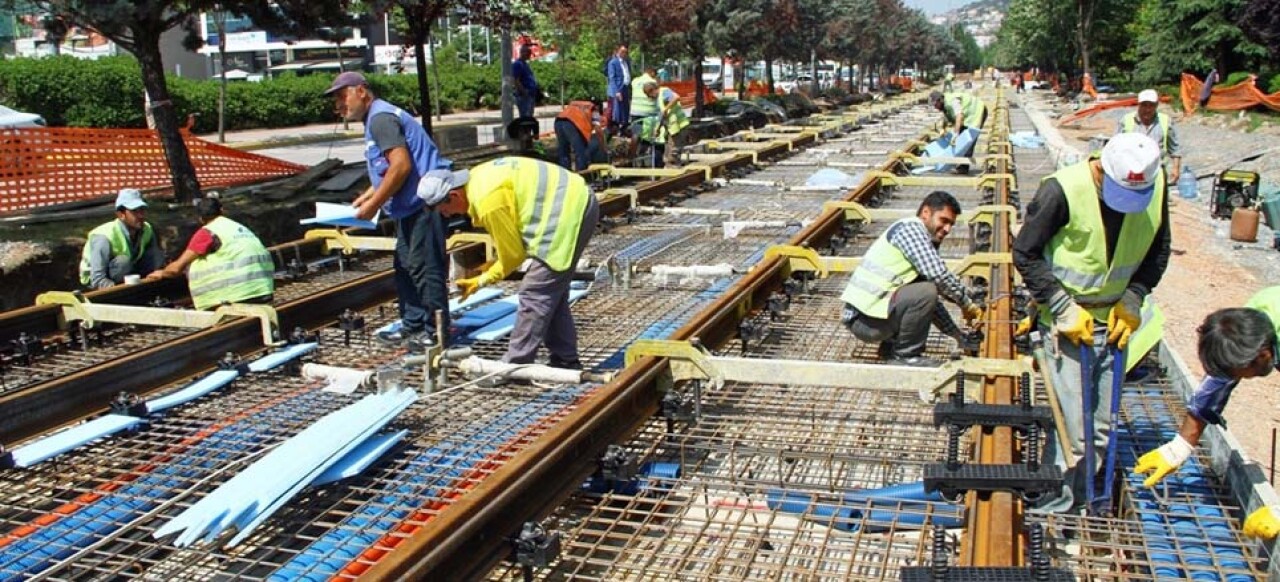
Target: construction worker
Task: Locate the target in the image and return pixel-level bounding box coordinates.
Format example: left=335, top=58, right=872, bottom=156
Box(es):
left=840, top=191, right=985, bottom=367
left=1117, top=89, right=1182, bottom=184
left=1013, top=133, right=1170, bottom=514
left=144, top=198, right=274, bottom=309
left=630, top=66, right=659, bottom=125
left=928, top=90, right=987, bottom=171
left=553, top=100, right=605, bottom=171
left=326, top=71, right=451, bottom=353
left=79, top=188, right=164, bottom=289
left=435, top=157, right=599, bottom=368
left=1134, top=287, right=1278, bottom=485
left=641, top=81, right=689, bottom=168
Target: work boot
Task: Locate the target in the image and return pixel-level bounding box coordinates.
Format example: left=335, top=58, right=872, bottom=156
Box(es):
left=887, top=354, right=943, bottom=367
left=548, top=356, right=583, bottom=370
left=876, top=341, right=895, bottom=361
left=405, top=332, right=438, bottom=355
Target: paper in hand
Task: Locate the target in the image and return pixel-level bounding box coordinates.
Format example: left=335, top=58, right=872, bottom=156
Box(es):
left=300, top=201, right=380, bottom=230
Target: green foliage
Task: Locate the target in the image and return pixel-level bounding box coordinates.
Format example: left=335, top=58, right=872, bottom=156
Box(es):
left=0, top=55, right=606, bottom=133
left=1132, top=0, right=1267, bottom=85
left=1269, top=73, right=1280, bottom=94
left=1224, top=71, right=1254, bottom=86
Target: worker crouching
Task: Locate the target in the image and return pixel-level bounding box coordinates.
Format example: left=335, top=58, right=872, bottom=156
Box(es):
left=79, top=188, right=164, bottom=289
left=839, top=191, right=984, bottom=367
left=435, top=157, right=599, bottom=369
left=145, top=198, right=274, bottom=309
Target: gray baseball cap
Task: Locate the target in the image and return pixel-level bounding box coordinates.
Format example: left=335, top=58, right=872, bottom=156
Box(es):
left=324, top=71, right=368, bottom=96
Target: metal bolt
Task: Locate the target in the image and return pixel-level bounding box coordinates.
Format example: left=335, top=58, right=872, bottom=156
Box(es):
left=946, top=424, right=963, bottom=471
left=1020, top=372, right=1032, bottom=410
left=931, top=524, right=949, bottom=581
left=1026, top=426, right=1041, bottom=471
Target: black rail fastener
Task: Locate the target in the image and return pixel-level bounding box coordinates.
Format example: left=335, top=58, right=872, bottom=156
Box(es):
left=338, top=309, right=366, bottom=347
left=11, top=332, right=44, bottom=366
left=932, top=402, right=1053, bottom=431
left=111, top=391, right=149, bottom=417
left=923, top=462, right=1063, bottom=502
left=901, top=566, right=1074, bottom=581
left=599, top=444, right=637, bottom=484
left=509, top=521, right=561, bottom=581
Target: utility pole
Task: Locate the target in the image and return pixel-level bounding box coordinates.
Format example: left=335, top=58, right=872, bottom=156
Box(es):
left=500, top=28, right=513, bottom=131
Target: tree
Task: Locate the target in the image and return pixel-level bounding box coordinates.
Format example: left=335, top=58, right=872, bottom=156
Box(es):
left=1132, top=0, right=1266, bottom=85
left=1241, top=0, right=1280, bottom=57
left=39, top=13, right=66, bottom=55
left=22, top=0, right=355, bottom=202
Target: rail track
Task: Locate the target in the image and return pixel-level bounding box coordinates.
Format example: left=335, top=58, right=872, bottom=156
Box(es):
left=0, top=88, right=1272, bottom=581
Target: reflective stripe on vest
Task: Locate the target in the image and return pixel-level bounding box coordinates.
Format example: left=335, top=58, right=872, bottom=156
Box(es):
left=1122, top=112, right=1170, bottom=155
left=364, top=99, right=446, bottom=219
left=473, top=158, right=591, bottom=271
left=654, top=88, right=689, bottom=142
left=1040, top=161, right=1164, bottom=324
left=187, top=217, right=275, bottom=310
left=79, top=220, right=154, bottom=286
left=839, top=217, right=922, bottom=318
left=943, top=92, right=984, bottom=127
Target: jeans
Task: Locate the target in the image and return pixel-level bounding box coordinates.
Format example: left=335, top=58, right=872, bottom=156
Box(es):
left=845, top=281, right=938, bottom=358
left=1034, top=325, right=1116, bottom=514
left=516, top=93, right=536, bottom=119
left=505, top=194, right=600, bottom=364
left=394, top=208, right=450, bottom=341
left=554, top=118, right=590, bottom=171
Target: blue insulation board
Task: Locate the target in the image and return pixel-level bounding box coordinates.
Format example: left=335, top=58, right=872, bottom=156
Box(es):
left=1118, top=383, right=1255, bottom=581
left=268, top=384, right=594, bottom=582
left=0, top=389, right=331, bottom=581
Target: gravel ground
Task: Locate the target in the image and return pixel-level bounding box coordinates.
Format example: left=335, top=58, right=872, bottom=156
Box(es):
left=1033, top=91, right=1280, bottom=479
left=0, top=241, right=49, bottom=275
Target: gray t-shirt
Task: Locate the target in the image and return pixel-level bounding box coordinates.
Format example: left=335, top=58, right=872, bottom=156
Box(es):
left=368, top=112, right=407, bottom=153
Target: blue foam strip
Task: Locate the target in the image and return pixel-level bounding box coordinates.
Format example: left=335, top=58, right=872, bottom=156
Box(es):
left=311, top=430, right=407, bottom=487
left=468, top=290, right=587, bottom=341
left=454, top=298, right=518, bottom=329
left=248, top=342, right=317, bottom=372
left=0, top=389, right=326, bottom=579
left=10, top=415, right=145, bottom=468
left=375, top=288, right=506, bottom=334
left=147, top=370, right=240, bottom=413
left=268, top=384, right=592, bottom=581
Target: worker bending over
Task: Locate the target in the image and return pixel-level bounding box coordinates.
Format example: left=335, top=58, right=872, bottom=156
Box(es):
left=1013, top=133, right=1170, bottom=514
left=435, top=157, right=599, bottom=369
left=553, top=100, right=606, bottom=171
left=840, top=191, right=984, bottom=367
left=928, top=90, right=987, bottom=167
left=79, top=188, right=164, bottom=289
left=145, top=198, right=274, bottom=309
left=1116, top=89, right=1182, bottom=184
left=1129, top=287, right=1280, bottom=538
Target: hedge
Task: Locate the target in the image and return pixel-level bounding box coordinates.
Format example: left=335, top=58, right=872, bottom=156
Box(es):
left=0, top=55, right=607, bottom=134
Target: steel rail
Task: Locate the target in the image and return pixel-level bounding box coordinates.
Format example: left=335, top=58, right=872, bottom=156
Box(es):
left=363, top=101, right=925, bottom=581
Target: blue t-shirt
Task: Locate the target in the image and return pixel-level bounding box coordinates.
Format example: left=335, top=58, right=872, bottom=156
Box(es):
left=1188, top=339, right=1280, bottom=425
left=513, top=59, right=538, bottom=94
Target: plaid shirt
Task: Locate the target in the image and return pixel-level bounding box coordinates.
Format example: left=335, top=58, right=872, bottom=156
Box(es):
left=887, top=219, right=973, bottom=337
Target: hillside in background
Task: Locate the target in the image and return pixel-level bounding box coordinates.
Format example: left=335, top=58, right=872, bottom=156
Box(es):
left=929, top=0, right=1009, bottom=47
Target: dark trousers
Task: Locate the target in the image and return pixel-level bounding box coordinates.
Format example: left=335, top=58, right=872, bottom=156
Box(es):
left=554, top=119, right=590, bottom=171
left=845, top=281, right=938, bottom=358
left=505, top=194, right=600, bottom=365
left=610, top=88, right=631, bottom=133
left=394, top=208, right=450, bottom=340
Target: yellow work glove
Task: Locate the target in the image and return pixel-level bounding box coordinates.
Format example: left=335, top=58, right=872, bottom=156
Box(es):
left=1014, top=316, right=1033, bottom=337
left=456, top=276, right=484, bottom=300
left=1107, top=289, right=1143, bottom=349
left=1132, top=435, right=1193, bottom=487
left=1244, top=505, right=1280, bottom=540
left=1052, top=302, right=1094, bottom=346
left=962, top=303, right=985, bottom=325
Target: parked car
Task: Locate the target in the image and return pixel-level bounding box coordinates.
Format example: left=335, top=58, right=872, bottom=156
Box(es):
left=0, top=105, right=45, bottom=129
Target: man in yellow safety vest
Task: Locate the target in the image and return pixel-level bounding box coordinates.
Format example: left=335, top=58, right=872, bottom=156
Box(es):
left=145, top=198, right=274, bottom=309
left=1013, top=133, right=1171, bottom=515
left=78, top=188, right=164, bottom=289
left=1117, top=89, right=1182, bottom=183
left=433, top=157, right=599, bottom=369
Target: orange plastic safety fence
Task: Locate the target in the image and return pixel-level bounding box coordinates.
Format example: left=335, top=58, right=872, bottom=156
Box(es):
left=0, top=126, right=305, bottom=214
left=661, top=81, right=718, bottom=108
left=1180, top=73, right=1280, bottom=115
left=1058, top=95, right=1173, bottom=126
left=1082, top=74, right=1098, bottom=100
left=889, top=75, right=914, bottom=92
left=745, top=80, right=783, bottom=97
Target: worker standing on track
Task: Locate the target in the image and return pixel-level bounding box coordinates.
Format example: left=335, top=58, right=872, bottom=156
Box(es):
left=641, top=81, right=689, bottom=168
left=1013, top=133, right=1170, bottom=515
left=79, top=188, right=164, bottom=289
left=1132, top=287, right=1280, bottom=539
left=435, top=157, right=600, bottom=369
left=839, top=191, right=985, bottom=367
left=630, top=66, right=659, bottom=127
left=326, top=71, right=451, bottom=353
left=1117, top=89, right=1182, bottom=184
left=928, top=90, right=987, bottom=173
left=144, top=198, right=274, bottom=309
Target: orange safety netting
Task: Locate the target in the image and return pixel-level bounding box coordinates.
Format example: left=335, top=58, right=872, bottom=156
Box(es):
left=889, top=75, right=914, bottom=91
left=745, top=80, right=784, bottom=97
left=1082, top=74, right=1098, bottom=100
left=0, top=126, right=306, bottom=214
left=1180, top=73, right=1280, bottom=114
left=1058, top=95, right=1173, bottom=126
left=660, top=81, right=719, bottom=108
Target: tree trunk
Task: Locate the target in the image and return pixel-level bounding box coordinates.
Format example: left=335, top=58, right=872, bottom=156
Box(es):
left=764, top=56, right=774, bottom=94
left=215, top=11, right=227, bottom=143
left=136, top=39, right=200, bottom=203
left=1076, top=0, right=1092, bottom=77
left=413, top=33, right=434, bottom=137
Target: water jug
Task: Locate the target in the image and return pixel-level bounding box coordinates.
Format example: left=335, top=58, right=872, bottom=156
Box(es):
left=1177, top=166, right=1198, bottom=199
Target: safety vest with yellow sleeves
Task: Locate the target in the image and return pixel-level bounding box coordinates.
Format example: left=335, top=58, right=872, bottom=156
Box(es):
left=466, top=157, right=591, bottom=284
left=1122, top=112, right=1171, bottom=156
left=1247, top=287, right=1280, bottom=340
left=840, top=217, right=923, bottom=318
left=1037, top=160, right=1164, bottom=327
left=78, top=220, right=155, bottom=286
left=942, top=92, right=985, bottom=129
left=630, top=73, right=658, bottom=118
left=187, top=216, right=275, bottom=310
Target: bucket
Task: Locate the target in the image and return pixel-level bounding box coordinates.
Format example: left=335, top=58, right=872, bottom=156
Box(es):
left=1230, top=208, right=1260, bottom=242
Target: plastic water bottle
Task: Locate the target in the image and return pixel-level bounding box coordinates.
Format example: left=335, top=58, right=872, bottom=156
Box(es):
left=1177, top=165, right=1198, bottom=199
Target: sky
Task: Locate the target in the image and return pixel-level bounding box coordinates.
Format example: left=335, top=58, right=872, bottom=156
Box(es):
left=904, top=0, right=963, bottom=15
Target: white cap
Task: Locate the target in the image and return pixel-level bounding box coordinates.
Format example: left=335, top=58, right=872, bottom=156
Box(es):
left=415, top=168, right=469, bottom=206
left=1138, top=89, right=1159, bottom=104
left=115, top=188, right=146, bottom=210
left=1100, top=133, right=1162, bottom=213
